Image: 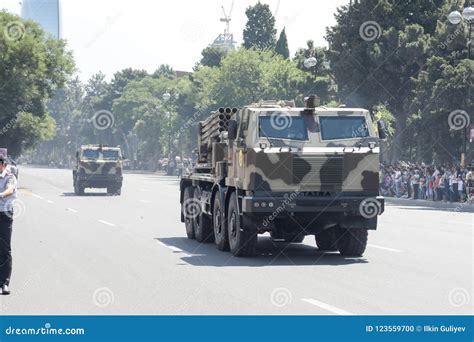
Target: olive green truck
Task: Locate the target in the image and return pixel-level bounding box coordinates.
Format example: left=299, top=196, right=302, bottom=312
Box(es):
left=180, top=97, right=385, bottom=257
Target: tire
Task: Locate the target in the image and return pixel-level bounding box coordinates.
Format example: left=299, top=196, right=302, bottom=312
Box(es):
left=270, top=231, right=284, bottom=241
left=107, top=185, right=121, bottom=196
left=76, top=181, right=85, bottom=196
left=227, top=192, right=257, bottom=257
left=193, top=187, right=214, bottom=243
left=213, top=194, right=229, bottom=251
left=315, top=227, right=338, bottom=251
left=337, top=228, right=368, bottom=256
left=284, top=233, right=305, bottom=243
left=182, top=186, right=195, bottom=239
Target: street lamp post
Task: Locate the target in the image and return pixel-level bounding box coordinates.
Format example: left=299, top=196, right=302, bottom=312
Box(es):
left=162, top=92, right=175, bottom=175
left=448, top=4, right=473, bottom=166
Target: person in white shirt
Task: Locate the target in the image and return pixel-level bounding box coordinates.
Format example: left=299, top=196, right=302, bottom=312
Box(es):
left=0, top=156, right=17, bottom=295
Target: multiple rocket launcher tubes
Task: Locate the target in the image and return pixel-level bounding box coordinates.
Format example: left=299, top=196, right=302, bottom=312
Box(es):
left=198, top=107, right=238, bottom=145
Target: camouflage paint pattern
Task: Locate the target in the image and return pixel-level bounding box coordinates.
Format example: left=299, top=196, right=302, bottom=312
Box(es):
left=225, top=105, right=380, bottom=193
left=75, top=145, right=123, bottom=176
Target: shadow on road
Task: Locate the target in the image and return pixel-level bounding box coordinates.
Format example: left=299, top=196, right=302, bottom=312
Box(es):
left=156, top=237, right=368, bottom=267
left=61, top=192, right=109, bottom=197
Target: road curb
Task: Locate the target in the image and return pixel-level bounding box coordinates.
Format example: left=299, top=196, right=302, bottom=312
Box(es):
left=385, top=197, right=474, bottom=213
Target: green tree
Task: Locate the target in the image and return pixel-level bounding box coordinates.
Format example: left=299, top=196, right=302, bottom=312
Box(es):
left=325, top=0, right=444, bottom=161
left=152, top=64, right=175, bottom=79
left=193, top=48, right=304, bottom=107
left=199, top=46, right=227, bottom=68
left=275, top=28, right=290, bottom=59
left=410, top=1, right=474, bottom=164
left=293, top=40, right=333, bottom=104
left=0, top=11, right=75, bottom=156
left=112, top=76, right=180, bottom=169
left=35, top=77, right=85, bottom=165
left=243, top=3, right=276, bottom=50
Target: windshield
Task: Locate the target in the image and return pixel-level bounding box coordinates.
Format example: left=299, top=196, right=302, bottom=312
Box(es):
left=102, top=150, right=120, bottom=160
left=82, top=149, right=99, bottom=159
left=259, top=116, right=308, bottom=141
left=319, top=116, right=369, bottom=140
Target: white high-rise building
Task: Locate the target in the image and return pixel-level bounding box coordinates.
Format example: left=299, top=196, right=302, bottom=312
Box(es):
left=21, top=0, right=61, bottom=39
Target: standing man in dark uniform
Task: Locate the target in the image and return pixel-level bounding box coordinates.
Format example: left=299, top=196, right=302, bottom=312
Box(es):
left=0, top=156, right=17, bottom=295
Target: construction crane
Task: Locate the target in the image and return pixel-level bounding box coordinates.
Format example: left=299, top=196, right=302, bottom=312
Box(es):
left=211, top=0, right=235, bottom=51
left=220, top=0, right=234, bottom=36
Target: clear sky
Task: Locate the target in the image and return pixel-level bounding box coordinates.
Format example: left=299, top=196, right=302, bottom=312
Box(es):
left=1, top=0, right=349, bottom=81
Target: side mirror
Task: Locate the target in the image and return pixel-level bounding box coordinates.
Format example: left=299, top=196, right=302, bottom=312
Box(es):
left=377, top=120, right=387, bottom=140
left=228, top=120, right=238, bottom=140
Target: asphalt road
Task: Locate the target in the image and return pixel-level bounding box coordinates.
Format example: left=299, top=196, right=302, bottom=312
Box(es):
left=0, top=166, right=472, bottom=315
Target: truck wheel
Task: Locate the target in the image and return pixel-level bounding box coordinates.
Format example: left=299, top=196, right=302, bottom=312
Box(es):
left=227, top=192, right=257, bottom=257
left=193, top=187, right=214, bottom=243
left=213, top=194, right=229, bottom=251
left=284, top=233, right=305, bottom=243
left=108, top=186, right=121, bottom=196
left=76, top=181, right=84, bottom=196
left=337, top=228, right=368, bottom=256
left=315, top=227, right=338, bottom=251
left=182, top=186, right=195, bottom=239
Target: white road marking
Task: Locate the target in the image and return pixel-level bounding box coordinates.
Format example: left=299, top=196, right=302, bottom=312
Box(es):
left=98, top=220, right=116, bottom=227
left=367, top=244, right=403, bottom=253
left=46, top=200, right=54, bottom=204
left=301, top=298, right=353, bottom=315
left=139, top=200, right=152, bottom=204
left=139, top=189, right=151, bottom=192
left=66, top=208, right=79, bottom=213
left=156, top=241, right=190, bottom=256
left=32, top=194, right=44, bottom=200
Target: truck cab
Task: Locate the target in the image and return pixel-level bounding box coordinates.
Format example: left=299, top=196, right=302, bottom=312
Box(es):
left=180, top=98, right=385, bottom=257
left=73, top=144, right=123, bottom=196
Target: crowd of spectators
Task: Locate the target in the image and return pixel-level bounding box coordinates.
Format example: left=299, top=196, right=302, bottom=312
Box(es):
left=379, top=161, right=474, bottom=203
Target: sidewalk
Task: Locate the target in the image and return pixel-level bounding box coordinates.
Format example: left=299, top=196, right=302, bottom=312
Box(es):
left=385, top=196, right=474, bottom=213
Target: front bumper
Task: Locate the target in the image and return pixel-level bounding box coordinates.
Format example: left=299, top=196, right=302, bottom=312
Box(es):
left=77, top=173, right=122, bottom=186
left=242, top=195, right=384, bottom=215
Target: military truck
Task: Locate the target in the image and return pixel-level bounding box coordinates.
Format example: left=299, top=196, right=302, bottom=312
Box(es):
left=180, top=97, right=385, bottom=257
left=73, top=145, right=123, bottom=196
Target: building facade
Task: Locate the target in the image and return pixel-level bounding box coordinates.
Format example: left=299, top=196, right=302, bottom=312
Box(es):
left=21, top=0, right=61, bottom=39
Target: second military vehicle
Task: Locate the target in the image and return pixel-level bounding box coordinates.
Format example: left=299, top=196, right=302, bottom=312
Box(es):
left=180, top=96, right=385, bottom=257
left=73, top=144, right=123, bottom=196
